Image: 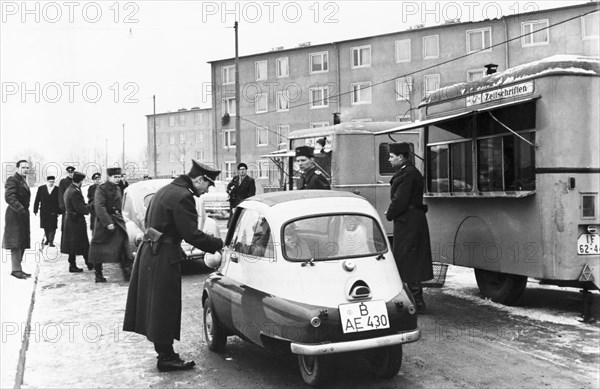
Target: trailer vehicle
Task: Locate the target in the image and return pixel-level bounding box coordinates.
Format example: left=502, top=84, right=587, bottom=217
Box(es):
left=269, top=55, right=599, bottom=308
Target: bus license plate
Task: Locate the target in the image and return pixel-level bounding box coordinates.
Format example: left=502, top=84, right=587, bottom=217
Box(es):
left=339, top=300, right=390, bottom=334
left=577, top=234, right=600, bottom=255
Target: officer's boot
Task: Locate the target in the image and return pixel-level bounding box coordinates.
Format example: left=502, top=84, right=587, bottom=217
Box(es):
left=68, top=255, right=83, bottom=273
left=408, top=282, right=426, bottom=313
left=94, top=263, right=107, bottom=283
left=156, top=353, right=196, bottom=372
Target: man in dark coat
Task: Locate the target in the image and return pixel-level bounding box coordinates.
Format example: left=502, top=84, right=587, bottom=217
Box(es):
left=88, top=168, right=130, bottom=283
left=2, top=160, right=32, bottom=279
left=385, top=142, right=433, bottom=313
left=295, top=146, right=330, bottom=190
left=33, top=175, right=59, bottom=247
left=124, top=159, right=223, bottom=372
left=226, top=162, right=256, bottom=227
left=60, top=171, right=93, bottom=272
left=58, top=166, right=75, bottom=231
left=87, top=172, right=101, bottom=231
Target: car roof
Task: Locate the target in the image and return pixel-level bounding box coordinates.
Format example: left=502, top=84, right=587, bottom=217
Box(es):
left=248, top=190, right=360, bottom=207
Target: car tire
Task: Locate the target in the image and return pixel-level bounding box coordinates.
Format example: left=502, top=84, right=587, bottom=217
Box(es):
left=474, top=268, right=527, bottom=305
left=297, top=354, right=333, bottom=386
left=203, top=296, right=227, bottom=351
left=368, top=345, right=402, bottom=378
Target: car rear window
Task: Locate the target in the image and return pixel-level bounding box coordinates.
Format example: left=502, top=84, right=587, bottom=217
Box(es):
left=282, top=214, right=387, bottom=261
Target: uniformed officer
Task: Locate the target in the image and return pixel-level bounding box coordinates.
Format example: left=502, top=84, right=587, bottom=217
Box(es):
left=58, top=166, right=75, bottom=231
left=295, top=146, right=330, bottom=190
left=123, top=160, right=223, bottom=372
left=87, top=172, right=101, bottom=231
left=385, top=142, right=433, bottom=313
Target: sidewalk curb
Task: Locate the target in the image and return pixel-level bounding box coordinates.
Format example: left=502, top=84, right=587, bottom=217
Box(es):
left=13, top=260, right=40, bottom=389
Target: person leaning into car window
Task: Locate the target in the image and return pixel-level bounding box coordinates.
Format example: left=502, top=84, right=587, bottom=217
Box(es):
left=123, top=159, right=223, bottom=373
left=226, top=162, right=256, bottom=228
left=295, top=146, right=330, bottom=190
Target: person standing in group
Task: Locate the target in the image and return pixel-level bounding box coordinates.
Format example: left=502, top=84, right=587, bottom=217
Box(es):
left=385, top=142, right=433, bottom=313
left=295, top=146, right=330, bottom=190
left=124, top=160, right=223, bottom=372
left=118, top=174, right=129, bottom=194
left=61, top=171, right=93, bottom=273
left=226, top=162, right=256, bottom=227
left=2, top=160, right=32, bottom=280
left=88, top=168, right=131, bottom=283
left=58, top=166, right=75, bottom=231
left=33, top=175, right=59, bottom=247
left=87, top=172, right=101, bottom=231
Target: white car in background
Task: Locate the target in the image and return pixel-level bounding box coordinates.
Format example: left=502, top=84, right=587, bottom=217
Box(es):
left=201, top=180, right=230, bottom=219
left=122, top=178, right=220, bottom=265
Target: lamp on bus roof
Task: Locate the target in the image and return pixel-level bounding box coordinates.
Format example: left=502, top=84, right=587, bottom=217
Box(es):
left=485, top=64, right=499, bottom=75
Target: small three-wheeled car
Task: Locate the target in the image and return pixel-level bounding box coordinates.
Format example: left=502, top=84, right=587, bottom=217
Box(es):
left=202, top=190, right=420, bottom=386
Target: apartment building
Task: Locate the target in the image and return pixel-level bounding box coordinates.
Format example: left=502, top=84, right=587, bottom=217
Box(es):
left=146, top=107, right=214, bottom=177
left=208, top=2, right=598, bottom=189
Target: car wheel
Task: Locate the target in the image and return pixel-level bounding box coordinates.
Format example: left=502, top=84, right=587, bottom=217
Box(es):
left=368, top=345, right=402, bottom=378
left=297, top=354, right=333, bottom=386
left=203, top=296, right=227, bottom=351
left=474, top=268, right=527, bottom=305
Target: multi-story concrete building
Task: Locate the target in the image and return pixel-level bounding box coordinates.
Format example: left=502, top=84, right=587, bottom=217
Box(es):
left=146, top=107, right=214, bottom=178
left=208, top=2, right=598, bottom=190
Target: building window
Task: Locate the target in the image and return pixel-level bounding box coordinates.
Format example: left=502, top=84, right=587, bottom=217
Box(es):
left=222, top=96, right=236, bottom=116
left=223, top=129, right=236, bottom=148
left=257, top=159, right=269, bottom=179
left=522, top=19, right=549, bottom=46
left=170, top=153, right=176, bottom=163
left=423, top=35, right=439, bottom=59
left=467, top=69, right=486, bottom=82
left=309, top=52, right=329, bottom=73
left=423, top=74, right=440, bottom=96
left=224, top=161, right=235, bottom=179
left=255, top=93, right=267, bottom=113
left=222, top=65, right=235, bottom=85
left=396, top=77, right=413, bottom=101
left=395, top=39, right=411, bottom=63
left=195, top=150, right=205, bottom=160
left=255, top=60, right=267, bottom=81
left=423, top=35, right=440, bottom=59
left=195, top=131, right=204, bottom=142
left=277, top=124, right=289, bottom=145
left=179, top=114, right=185, bottom=126
left=169, top=115, right=175, bottom=127
left=582, top=13, right=599, bottom=40
left=309, top=86, right=329, bottom=108
left=467, top=27, right=492, bottom=53
left=276, top=57, right=289, bottom=77
left=310, top=122, right=328, bottom=128
left=256, top=126, right=268, bottom=146
left=169, top=134, right=175, bottom=145
left=179, top=133, right=185, bottom=144
left=276, top=91, right=289, bottom=112
left=351, top=45, right=371, bottom=68
left=195, top=112, right=202, bottom=125
left=351, top=82, right=372, bottom=105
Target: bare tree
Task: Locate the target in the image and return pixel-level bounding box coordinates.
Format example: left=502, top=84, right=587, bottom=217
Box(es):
left=177, top=141, right=193, bottom=174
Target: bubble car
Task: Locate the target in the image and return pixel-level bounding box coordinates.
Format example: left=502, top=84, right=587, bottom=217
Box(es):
left=202, top=190, right=420, bottom=386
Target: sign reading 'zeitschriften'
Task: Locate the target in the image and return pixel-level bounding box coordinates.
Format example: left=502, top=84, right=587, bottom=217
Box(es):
left=466, top=81, right=535, bottom=107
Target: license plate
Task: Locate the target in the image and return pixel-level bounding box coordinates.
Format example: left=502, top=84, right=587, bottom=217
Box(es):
left=339, top=300, right=390, bottom=334
left=578, top=234, right=600, bottom=255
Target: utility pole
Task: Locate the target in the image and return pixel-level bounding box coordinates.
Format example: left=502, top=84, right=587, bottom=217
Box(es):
left=234, top=21, right=241, bottom=165
left=153, top=95, right=157, bottom=177
left=122, top=123, right=125, bottom=170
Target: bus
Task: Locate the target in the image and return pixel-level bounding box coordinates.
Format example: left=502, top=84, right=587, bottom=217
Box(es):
left=271, top=55, right=599, bottom=306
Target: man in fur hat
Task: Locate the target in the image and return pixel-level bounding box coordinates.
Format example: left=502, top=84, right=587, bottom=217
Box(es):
left=295, top=145, right=330, bottom=190
left=61, top=171, right=93, bottom=272
left=124, top=160, right=223, bottom=372
left=386, top=142, right=433, bottom=313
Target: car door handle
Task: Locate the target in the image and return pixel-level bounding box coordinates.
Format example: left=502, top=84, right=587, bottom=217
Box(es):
left=230, top=253, right=239, bottom=263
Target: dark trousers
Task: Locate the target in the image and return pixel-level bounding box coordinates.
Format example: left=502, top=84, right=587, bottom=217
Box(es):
left=154, top=342, right=174, bottom=356
left=408, top=281, right=423, bottom=301
left=10, top=248, right=25, bottom=272
left=68, top=253, right=89, bottom=266
left=43, top=228, right=56, bottom=244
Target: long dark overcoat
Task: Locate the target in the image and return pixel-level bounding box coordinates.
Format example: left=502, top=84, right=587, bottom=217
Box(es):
left=33, top=185, right=59, bottom=229
left=87, top=183, right=98, bottom=231
left=60, top=184, right=89, bottom=256
left=385, top=161, right=433, bottom=283
left=227, top=175, right=256, bottom=208
left=297, top=165, right=330, bottom=190
left=58, top=176, right=72, bottom=231
left=123, top=175, right=223, bottom=344
left=2, top=173, right=31, bottom=249
left=89, top=181, right=127, bottom=263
